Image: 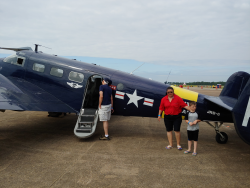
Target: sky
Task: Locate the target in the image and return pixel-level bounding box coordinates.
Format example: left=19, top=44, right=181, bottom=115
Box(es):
left=0, top=0, right=249, bottom=82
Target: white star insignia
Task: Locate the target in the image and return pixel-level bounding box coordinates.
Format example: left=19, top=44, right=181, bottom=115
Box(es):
left=126, top=90, right=144, bottom=108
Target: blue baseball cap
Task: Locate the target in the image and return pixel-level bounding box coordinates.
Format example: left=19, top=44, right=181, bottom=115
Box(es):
left=104, top=78, right=112, bottom=86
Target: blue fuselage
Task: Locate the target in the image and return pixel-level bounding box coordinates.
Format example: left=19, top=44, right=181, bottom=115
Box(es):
left=0, top=51, right=233, bottom=122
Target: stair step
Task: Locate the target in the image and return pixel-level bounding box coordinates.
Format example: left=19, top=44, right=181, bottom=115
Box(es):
left=81, top=114, right=95, bottom=117
left=78, top=126, right=92, bottom=130
left=80, top=116, right=95, bottom=123
left=76, top=129, right=91, bottom=133
left=78, top=123, right=92, bottom=129
left=81, top=108, right=96, bottom=116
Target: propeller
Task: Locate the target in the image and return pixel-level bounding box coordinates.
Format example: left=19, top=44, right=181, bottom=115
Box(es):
left=34, top=44, right=51, bottom=52
left=0, top=47, right=33, bottom=51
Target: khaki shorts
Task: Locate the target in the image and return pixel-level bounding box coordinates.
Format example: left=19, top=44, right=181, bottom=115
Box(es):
left=98, top=104, right=111, bottom=121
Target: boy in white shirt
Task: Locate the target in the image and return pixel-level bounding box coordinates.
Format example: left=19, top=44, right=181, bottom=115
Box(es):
left=184, top=101, right=201, bottom=156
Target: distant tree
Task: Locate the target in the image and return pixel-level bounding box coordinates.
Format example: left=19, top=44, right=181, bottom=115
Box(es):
left=167, top=81, right=226, bottom=86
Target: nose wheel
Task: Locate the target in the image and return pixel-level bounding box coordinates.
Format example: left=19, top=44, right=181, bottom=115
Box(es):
left=205, top=121, right=228, bottom=144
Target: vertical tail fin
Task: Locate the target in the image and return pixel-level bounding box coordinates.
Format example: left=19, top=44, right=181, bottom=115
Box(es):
left=220, top=71, right=250, bottom=100
left=231, top=72, right=250, bottom=144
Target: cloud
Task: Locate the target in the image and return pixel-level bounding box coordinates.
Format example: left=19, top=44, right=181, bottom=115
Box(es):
left=0, top=0, right=249, bottom=60
left=149, top=59, right=250, bottom=66
left=0, top=0, right=249, bottom=82
left=63, top=56, right=250, bottom=82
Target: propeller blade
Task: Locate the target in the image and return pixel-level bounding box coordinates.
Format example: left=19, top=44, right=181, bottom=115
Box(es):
left=0, top=47, right=33, bottom=51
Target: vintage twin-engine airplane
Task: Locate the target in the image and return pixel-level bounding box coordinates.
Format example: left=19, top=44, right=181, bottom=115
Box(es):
left=0, top=45, right=250, bottom=145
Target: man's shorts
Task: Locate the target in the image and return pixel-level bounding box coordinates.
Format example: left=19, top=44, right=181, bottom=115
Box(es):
left=164, top=114, right=182, bottom=132
left=98, top=104, right=111, bottom=121
left=187, top=130, right=199, bottom=141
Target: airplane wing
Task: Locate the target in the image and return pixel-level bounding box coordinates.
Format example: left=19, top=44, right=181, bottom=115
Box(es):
left=204, top=95, right=237, bottom=111
left=0, top=74, right=77, bottom=113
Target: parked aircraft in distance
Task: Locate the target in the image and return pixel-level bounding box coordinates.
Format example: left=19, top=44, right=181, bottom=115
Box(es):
left=0, top=45, right=249, bottom=145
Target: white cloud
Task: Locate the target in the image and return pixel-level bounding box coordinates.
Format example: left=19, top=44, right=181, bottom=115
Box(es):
left=1, top=0, right=249, bottom=60
left=0, top=0, right=249, bottom=82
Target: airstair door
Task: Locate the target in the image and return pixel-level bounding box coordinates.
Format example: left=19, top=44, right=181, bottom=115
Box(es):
left=74, top=75, right=102, bottom=138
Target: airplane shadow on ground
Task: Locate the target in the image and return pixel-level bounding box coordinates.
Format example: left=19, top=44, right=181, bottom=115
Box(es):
left=0, top=113, right=247, bottom=158
left=0, top=114, right=155, bottom=146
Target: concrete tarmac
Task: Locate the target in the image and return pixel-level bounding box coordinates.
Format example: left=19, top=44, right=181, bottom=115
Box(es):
left=0, top=88, right=250, bottom=187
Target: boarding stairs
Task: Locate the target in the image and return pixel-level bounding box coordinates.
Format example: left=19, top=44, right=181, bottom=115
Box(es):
left=74, top=108, right=99, bottom=138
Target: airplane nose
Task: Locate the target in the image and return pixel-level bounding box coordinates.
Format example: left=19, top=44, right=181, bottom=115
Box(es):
left=0, top=58, right=4, bottom=66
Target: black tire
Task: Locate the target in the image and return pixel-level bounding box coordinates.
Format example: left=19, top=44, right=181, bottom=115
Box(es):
left=48, top=112, right=62, bottom=117
left=215, top=132, right=228, bottom=144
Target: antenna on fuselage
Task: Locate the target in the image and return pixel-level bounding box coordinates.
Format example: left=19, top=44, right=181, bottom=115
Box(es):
left=34, top=44, right=52, bottom=52
left=164, top=70, right=171, bottom=84
left=130, top=63, right=145, bottom=75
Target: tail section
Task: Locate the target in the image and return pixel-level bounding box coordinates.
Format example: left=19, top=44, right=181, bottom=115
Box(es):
left=204, top=71, right=250, bottom=112
left=220, top=71, right=250, bottom=100
left=230, top=72, right=250, bottom=144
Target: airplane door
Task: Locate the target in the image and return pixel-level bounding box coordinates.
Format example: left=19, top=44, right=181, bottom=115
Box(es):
left=82, top=74, right=104, bottom=109
left=74, top=74, right=105, bottom=138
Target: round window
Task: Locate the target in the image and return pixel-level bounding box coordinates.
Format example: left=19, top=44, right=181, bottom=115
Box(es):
left=117, top=83, right=124, bottom=90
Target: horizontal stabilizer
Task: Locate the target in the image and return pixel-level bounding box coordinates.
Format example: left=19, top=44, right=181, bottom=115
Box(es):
left=204, top=96, right=237, bottom=111
left=0, top=47, right=33, bottom=51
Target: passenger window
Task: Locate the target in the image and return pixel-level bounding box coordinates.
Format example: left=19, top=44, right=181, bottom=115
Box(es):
left=68, top=71, right=84, bottom=83
left=33, top=63, right=45, bottom=73
left=3, top=54, right=25, bottom=66
left=50, top=67, right=63, bottom=77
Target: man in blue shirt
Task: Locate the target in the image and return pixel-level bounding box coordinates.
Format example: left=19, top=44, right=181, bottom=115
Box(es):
left=99, top=78, right=114, bottom=140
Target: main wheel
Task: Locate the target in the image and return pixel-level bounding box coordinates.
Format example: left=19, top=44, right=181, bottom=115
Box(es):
left=215, top=132, right=228, bottom=144
left=48, top=112, right=62, bottom=117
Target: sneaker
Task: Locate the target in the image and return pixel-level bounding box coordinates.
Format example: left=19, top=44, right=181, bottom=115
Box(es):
left=99, top=135, right=110, bottom=140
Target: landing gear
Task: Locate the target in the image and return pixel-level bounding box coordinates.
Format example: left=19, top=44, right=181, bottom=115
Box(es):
left=216, top=132, right=228, bottom=144
left=205, top=121, right=228, bottom=144
left=48, top=112, right=66, bottom=117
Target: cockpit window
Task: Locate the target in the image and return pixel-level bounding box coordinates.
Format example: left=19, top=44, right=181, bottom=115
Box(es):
left=68, top=71, right=84, bottom=83
left=3, top=54, right=17, bottom=64
left=3, top=54, right=25, bottom=67
left=50, top=67, right=64, bottom=77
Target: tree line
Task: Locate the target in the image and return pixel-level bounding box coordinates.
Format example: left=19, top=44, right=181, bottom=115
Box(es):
left=166, top=81, right=226, bottom=86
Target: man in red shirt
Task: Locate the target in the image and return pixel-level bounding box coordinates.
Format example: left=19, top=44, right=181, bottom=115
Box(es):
left=158, top=87, right=191, bottom=150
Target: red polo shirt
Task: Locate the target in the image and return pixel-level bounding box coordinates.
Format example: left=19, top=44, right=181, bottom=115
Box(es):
left=159, top=94, right=187, bottom=115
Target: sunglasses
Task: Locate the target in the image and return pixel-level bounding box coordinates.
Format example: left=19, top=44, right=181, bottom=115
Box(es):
left=167, top=91, right=173, bottom=93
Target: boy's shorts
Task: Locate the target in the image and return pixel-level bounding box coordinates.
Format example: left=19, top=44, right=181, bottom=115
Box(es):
left=187, top=130, right=199, bottom=141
